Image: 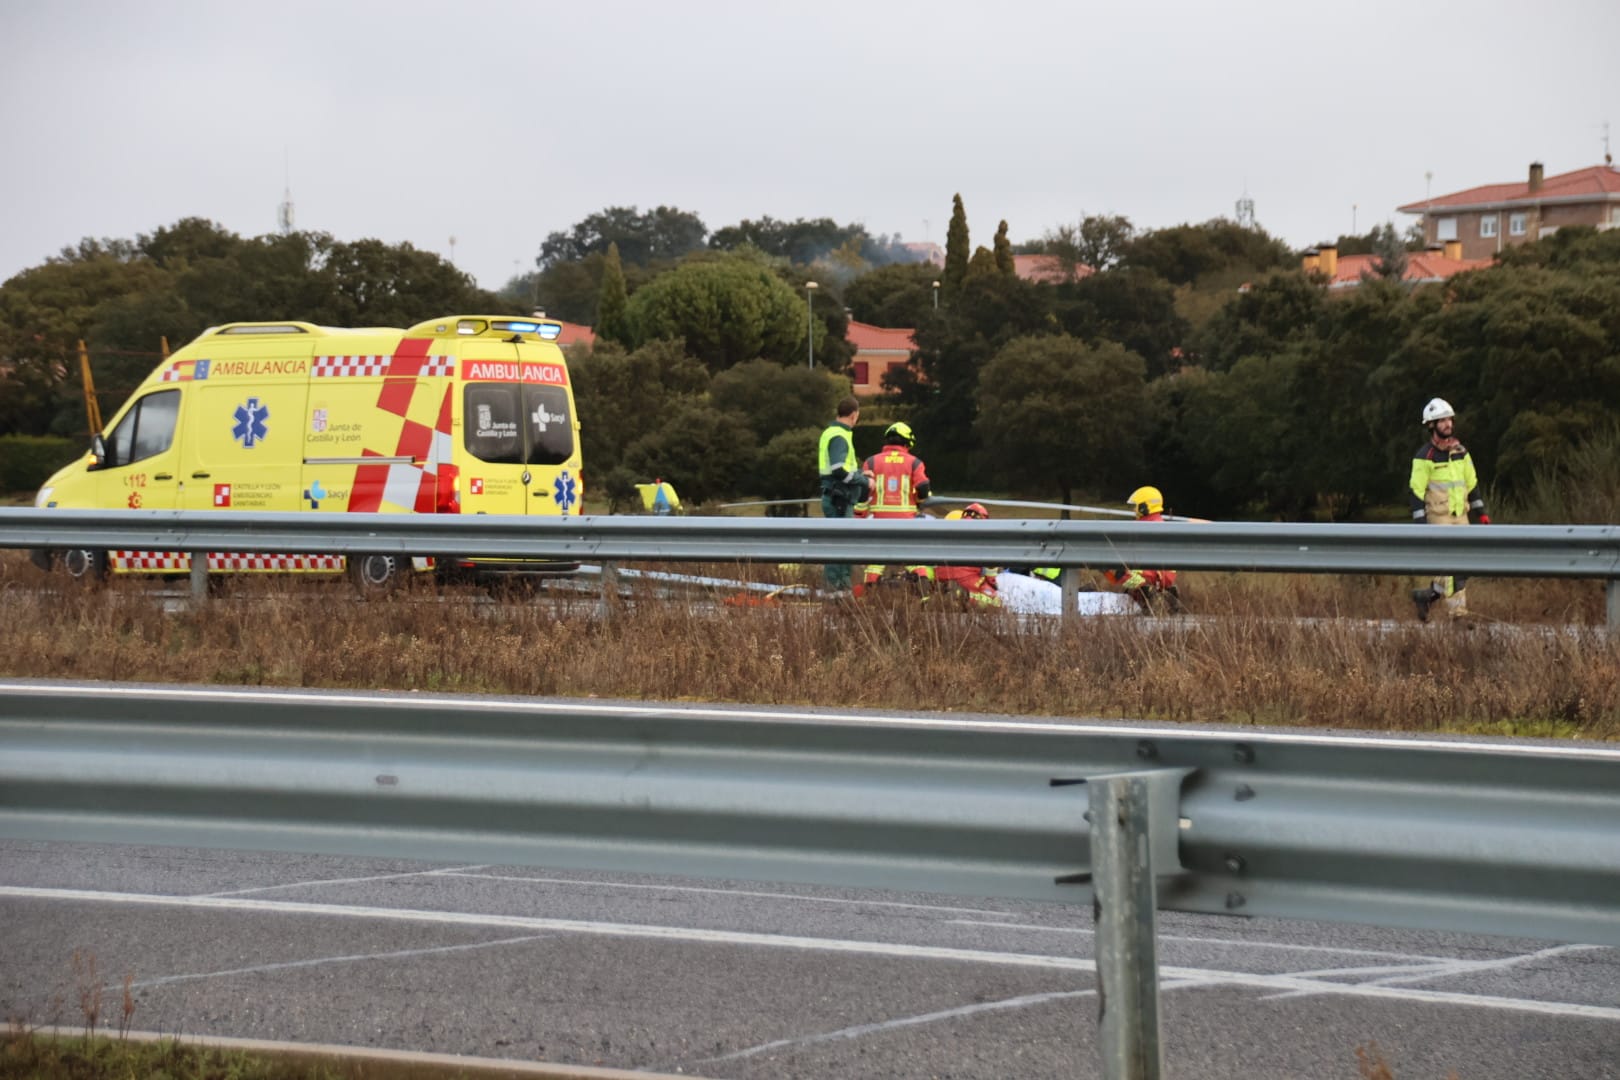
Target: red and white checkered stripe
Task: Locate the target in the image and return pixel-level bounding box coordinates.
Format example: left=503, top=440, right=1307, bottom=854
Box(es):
left=314, top=355, right=393, bottom=377
left=209, top=554, right=346, bottom=571
left=110, top=551, right=345, bottom=572
left=313, top=355, right=453, bottom=377
left=112, top=551, right=187, bottom=570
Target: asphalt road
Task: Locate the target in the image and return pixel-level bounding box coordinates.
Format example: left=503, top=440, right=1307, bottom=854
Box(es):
left=3, top=841, right=1616, bottom=1079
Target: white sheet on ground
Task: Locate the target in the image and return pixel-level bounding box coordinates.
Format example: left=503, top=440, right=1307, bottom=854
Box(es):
left=996, top=573, right=1137, bottom=616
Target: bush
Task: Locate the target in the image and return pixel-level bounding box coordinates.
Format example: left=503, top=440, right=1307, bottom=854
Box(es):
left=754, top=427, right=820, bottom=502
left=0, top=434, right=81, bottom=495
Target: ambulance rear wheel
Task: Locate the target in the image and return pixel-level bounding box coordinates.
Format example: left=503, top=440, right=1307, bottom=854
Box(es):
left=61, top=548, right=108, bottom=585
left=347, top=554, right=400, bottom=596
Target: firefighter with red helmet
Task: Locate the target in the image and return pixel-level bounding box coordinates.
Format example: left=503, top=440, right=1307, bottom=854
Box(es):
left=911, top=502, right=1001, bottom=608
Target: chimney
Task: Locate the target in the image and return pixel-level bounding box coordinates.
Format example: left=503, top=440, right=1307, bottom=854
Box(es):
left=1529, top=162, right=1544, bottom=193
left=1318, top=245, right=1338, bottom=279
left=1302, top=250, right=1321, bottom=274
left=1444, top=240, right=1463, bottom=261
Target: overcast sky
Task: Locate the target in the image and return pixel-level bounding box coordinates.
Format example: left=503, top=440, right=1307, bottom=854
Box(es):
left=3, top=0, right=1616, bottom=293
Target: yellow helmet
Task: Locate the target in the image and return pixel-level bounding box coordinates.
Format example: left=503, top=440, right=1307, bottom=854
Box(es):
left=884, top=421, right=915, bottom=447
left=945, top=509, right=965, bottom=520
left=1127, top=485, right=1164, bottom=518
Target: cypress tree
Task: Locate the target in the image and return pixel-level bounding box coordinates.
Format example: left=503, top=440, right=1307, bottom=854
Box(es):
left=993, top=220, right=1015, bottom=276
left=944, top=194, right=970, bottom=297
left=596, top=241, right=630, bottom=345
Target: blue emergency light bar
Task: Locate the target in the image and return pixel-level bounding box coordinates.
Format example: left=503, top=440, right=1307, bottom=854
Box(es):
left=491, top=320, right=563, bottom=341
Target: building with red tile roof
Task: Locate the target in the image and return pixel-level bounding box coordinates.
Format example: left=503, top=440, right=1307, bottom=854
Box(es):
left=1398, top=162, right=1620, bottom=259
left=1301, top=243, right=1491, bottom=292
left=899, top=242, right=944, bottom=267
left=550, top=320, right=596, bottom=348
left=845, top=320, right=915, bottom=397
left=1012, top=253, right=1093, bottom=284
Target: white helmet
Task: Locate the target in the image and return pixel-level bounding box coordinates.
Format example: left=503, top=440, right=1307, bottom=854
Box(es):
left=1421, top=397, right=1455, bottom=425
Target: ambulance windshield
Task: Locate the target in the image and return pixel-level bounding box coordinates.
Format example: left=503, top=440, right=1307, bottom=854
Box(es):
left=463, top=383, right=573, bottom=465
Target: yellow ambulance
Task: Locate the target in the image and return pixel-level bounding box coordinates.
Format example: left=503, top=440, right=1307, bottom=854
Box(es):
left=31, top=314, right=584, bottom=591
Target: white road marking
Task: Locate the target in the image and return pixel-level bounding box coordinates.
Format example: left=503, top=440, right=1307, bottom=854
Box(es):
left=126, top=934, right=552, bottom=989
left=444, top=870, right=1017, bottom=917
left=949, top=919, right=1463, bottom=963
left=199, top=864, right=488, bottom=898
left=695, top=989, right=1093, bottom=1064
left=4, top=885, right=1617, bottom=1022
left=1261, top=943, right=1607, bottom=1000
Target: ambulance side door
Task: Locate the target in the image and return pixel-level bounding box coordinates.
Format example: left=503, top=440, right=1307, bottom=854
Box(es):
left=181, top=361, right=310, bottom=514
left=96, top=387, right=184, bottom=511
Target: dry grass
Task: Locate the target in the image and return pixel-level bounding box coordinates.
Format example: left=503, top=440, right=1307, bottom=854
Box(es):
left=1, top=554, right=1614, bottom=738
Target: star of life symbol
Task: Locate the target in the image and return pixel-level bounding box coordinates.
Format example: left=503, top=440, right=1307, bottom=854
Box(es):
left=232, top=397, right=270, bottom=448
left=553, top=470, right=576, bottom=512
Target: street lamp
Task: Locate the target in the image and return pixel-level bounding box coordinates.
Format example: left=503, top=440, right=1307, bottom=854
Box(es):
left=931, top=280, right=940, bottom=310
left=806, top=281, right=819, bottom=368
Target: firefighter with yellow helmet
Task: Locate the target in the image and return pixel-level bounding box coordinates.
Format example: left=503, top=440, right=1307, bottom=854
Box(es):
left=1103, top=485, right=1181, bottom=612
left=860, top=421, right=932, bottom=591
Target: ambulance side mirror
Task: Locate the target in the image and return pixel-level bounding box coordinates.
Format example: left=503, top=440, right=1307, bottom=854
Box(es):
left=90, top=434, right=108, bottom=470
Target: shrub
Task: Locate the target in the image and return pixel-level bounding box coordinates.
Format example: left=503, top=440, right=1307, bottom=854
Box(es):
left=0, top=434, right=81, bottom=495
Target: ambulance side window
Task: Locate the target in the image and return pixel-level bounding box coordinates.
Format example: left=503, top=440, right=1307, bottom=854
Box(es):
left=105, top=389, right=180, bottom=467
left=524, top=385, right=574, bottom=466
left=463, top=384, right=523, bottom=464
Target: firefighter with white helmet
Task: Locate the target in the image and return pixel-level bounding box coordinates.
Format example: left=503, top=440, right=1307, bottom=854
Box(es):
left=1409, top=397, right=1490, bottom=621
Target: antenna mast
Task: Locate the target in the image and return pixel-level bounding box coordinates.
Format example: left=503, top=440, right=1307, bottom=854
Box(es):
left=277, top=148, right=295, bottom=234
left=1235, top=183, right=1255, bottom=229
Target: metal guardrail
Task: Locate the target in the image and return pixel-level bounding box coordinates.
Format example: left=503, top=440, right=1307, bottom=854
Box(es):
left=4, top=507, right=1617, bottom=628
left=3, top=682, right=1616, bottom=943
left=5, top=683, right=1620, bottom=1076
left=3, top=506, right=1617, bottom=576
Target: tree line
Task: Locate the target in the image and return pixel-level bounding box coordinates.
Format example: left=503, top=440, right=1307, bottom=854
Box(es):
left=3, top=202, right=1616, bottom=521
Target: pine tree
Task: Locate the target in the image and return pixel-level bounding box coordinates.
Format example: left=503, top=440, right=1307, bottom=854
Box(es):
left=944, top=194, right=970, bottom=297
left=993, top=220, right=1015, bottom=276
left=596, top=242, right=630, bottom=345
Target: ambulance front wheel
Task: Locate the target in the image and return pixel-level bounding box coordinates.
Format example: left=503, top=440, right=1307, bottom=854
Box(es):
left=60, top=548, right=108, bottom=585
left=347, top=554, right=400, bottom=596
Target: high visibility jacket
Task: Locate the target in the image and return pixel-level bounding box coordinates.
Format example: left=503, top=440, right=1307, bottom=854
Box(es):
left=1409, top=440, right=1483, bottom=522
left=818, top=421, right=857, bottom=485
left=1105, top=512, right=1175, bottom=591
left=927, top=564, right=1001, bottom=607
left=863, top=445, right=930, bottom=518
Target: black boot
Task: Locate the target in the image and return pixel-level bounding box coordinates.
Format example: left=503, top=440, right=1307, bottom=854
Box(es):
left=1411, top=587, right=1437, bottom=623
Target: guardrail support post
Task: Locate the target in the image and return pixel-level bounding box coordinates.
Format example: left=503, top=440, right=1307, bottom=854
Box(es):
left=1607, top=579, right=1618, bottom=637
left=598, top=560, right=618, bottom=620
left=188, top=552, right=207, bottom=607
left=1090, top=773, right=1165, bottom=1080
left=1061, top=567, right=1078, bottom=621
